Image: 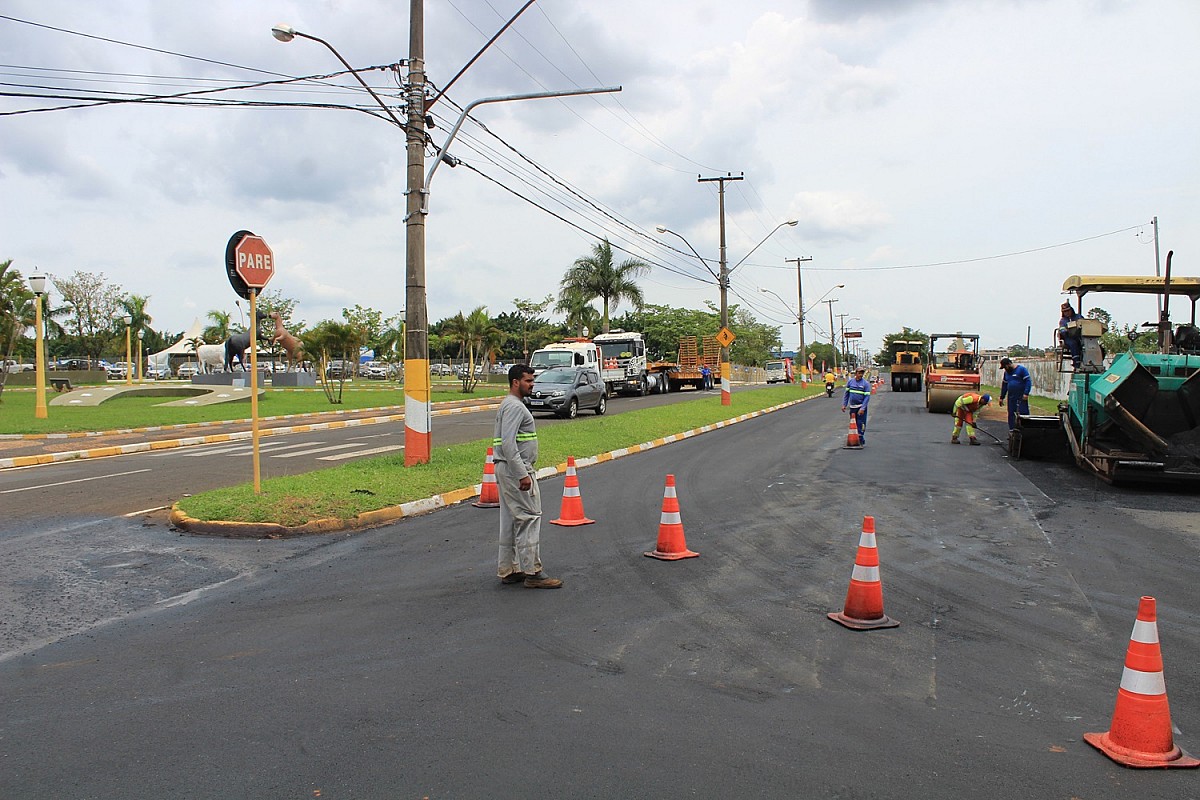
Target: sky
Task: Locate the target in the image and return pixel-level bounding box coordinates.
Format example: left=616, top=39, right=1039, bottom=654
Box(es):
left=2, top=0, right=1198, bottom=360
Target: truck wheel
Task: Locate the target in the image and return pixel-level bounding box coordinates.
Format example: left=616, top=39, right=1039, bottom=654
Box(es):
left=639, top=377, right=648, bottom=396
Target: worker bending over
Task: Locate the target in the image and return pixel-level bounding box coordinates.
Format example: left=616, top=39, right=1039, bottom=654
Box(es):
left=951, top=392, right=991, bottom=445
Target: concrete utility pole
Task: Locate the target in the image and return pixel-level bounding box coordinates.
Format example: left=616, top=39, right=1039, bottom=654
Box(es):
left=823, top=299, right=839, bottom=371
left=698, top=173, right=742, bottom=406
left=404, top=0, right=431, bottom=466
left=785, top=256, right=812, bottom=380
left=837, top=313, right=850, bottom=366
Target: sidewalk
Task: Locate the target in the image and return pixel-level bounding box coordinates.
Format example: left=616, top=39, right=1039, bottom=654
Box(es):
left=0, top=396, right=502, bottom=470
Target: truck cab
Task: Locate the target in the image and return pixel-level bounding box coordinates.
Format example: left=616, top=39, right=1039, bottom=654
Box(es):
left=593, top=330, right=651, bottom=396
left=529, top=339, right=602, bottom=382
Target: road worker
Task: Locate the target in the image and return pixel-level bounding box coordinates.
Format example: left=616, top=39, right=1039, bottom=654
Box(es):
left=951, top=392, right=991, bottom=445
left=842, top=367, right=872, bottom=445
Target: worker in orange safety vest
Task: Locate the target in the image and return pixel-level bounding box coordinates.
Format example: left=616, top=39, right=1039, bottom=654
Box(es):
left=951, top=392, right=991, bottom=445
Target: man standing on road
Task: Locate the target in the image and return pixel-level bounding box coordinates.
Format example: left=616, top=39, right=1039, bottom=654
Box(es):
left=951, top=392, right=991, bottom=445
left=998, top=357, right=1032, bottom=431
left=842, top=366, right=872, bottom=445
left=493, top=364, right=562, bottom=590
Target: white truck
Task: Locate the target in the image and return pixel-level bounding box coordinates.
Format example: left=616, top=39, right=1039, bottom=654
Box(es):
left=592, top=330, right=656, bottom=396
left=529, top=339, right=602, bottom=379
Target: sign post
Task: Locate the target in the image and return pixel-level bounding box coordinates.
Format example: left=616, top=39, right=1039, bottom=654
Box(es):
left=226, top=231, right=275, bottom=494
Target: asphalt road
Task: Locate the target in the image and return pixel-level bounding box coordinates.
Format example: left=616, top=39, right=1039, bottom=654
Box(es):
left=2, top=387, right=1199, bottom=798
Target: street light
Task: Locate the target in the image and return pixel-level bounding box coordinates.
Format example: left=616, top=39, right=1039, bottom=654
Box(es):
left=28, top=274, right=47, bottom=420
left=122, top=314, right=132, bottom=385
left=657, top=220, right=796, bottom=406
left=759, top=287, right=800, bottom=352
left=137, top=329, right=144, bottom=382
left=273, top=22, right=618, bottom=465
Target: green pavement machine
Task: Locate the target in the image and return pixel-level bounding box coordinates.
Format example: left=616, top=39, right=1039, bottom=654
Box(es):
left=1011, top=253, right=1200, bottom=485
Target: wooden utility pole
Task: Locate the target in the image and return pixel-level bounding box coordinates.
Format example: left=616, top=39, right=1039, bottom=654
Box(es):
left=785, top=256, right=812, bottom=380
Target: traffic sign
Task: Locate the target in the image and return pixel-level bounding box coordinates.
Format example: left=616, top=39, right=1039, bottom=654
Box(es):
left=224, top=230, right=274, bottom=300
left=844, top=331, right=862, bottom=339
left=715, top=326, right=736, bottom=348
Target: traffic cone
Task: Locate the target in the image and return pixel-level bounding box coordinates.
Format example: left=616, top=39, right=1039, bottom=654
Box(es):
left=644, top=474, right=698, bottom=560
left=551, top=456, right=595, bottom=526
left=827, top=516, right=899, bottom=630
left=1084, top=596, right=1199, bottom=768
left=472, top=447, right=500, bottom=508
left=844, top=415, right=861, bottom=448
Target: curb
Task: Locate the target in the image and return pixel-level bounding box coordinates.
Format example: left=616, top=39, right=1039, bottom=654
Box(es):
left=170, top=393, right=818, bottom=538
left=0, top=399, right=502, bottom=470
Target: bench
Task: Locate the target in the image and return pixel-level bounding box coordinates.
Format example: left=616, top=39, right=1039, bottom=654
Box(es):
left=49, top=378, right=74, bottom=393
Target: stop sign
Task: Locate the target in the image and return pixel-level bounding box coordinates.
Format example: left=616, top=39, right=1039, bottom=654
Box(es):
left=234, top=234, right=274, bottom=290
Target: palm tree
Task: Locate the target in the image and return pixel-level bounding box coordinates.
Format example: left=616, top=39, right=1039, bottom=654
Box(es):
left=443, top=306, right=501, bottom=391
left=299, top=320, right=364, bottom=404
left=554, top=289, right=602, bottom=338
left=559, top=238, right=649, bottom=334
left=203, top=309, right=232, bottom=343
left=117, top=294, right=153, bottom=333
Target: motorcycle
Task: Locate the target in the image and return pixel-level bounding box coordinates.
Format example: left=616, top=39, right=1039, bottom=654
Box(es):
left=825, top=381, right=835, bottom=398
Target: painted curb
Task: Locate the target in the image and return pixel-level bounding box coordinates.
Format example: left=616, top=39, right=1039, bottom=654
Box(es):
left=171, top=393, right=819, bottom=538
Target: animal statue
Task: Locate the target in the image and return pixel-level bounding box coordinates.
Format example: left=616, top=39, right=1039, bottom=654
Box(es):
left=196, top=344, right=225, bottom=374
left=224, top=329, right=255, bottom=372
left=268, top=311, right=304, bottom=372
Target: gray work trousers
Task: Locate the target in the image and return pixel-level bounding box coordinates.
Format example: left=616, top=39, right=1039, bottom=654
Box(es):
left=495, top=461, right=542, bottom=578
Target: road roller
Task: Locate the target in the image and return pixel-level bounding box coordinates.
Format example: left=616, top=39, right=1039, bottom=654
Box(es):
left=1012, top=254, right=1200, bottom=485
left=924, top=333, right=981, bottom=413
left=889, top=339, right=924, bottom=392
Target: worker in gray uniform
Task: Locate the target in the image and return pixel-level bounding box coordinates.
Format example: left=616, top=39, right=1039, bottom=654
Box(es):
left=492, top=364, right=562, bottom=589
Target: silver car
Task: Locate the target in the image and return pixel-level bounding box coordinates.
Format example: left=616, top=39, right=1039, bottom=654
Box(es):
left=526, top=366, right=606, bottom=419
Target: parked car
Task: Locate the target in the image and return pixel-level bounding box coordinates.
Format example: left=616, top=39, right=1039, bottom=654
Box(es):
left=525, top=366, right=606, bottom=419
left=176, top=362, right=202, bottom=378
left=106, top=362, right=132, bottom=380
left=364, top=362, right=397, bottom=380
left=430, top=363, right=453, bottom=376
left=325, top=359, right=355, bottom=379
left=146, top=364, right=172, bottom=380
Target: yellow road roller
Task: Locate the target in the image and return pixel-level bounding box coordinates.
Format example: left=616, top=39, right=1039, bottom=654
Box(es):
left=925, top=333, right=981, bottom=413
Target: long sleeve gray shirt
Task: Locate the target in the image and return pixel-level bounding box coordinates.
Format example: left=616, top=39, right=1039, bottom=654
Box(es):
left=493, top=394, right=538, bottom=480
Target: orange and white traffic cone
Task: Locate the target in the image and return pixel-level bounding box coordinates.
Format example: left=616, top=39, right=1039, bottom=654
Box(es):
left=551, top=456, right=595, bottom=526
left=644, top=474, right=698, bottom=560
left=472, top=446, right=500, bottom=508
left=1084, top=596, right=1199, bottom=768
left=827, top=516, right=899, bottom=630
left=844, top=415, right=861, bottom=448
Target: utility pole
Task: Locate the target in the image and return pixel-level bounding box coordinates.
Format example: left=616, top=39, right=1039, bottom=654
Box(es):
left=698, top=173, right=743, bottom=406
left=823, top=299, right=839, bottom=371
left=837, top=313, right=850, bottom=367
left=785, top=256, right=812, bottom=381
left=404, top=0, right=431, bottom=466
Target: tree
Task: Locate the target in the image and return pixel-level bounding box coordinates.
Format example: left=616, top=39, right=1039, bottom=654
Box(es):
left=342, top=304, right=385, bottom=357
left=442, top=307, right=501, bottom=392
left=512, top=295, right=553, bottom=360
left=637, top=303, right=719, bottom=360
left=728, top=306, right=782, bottom=367
left=554, top=289, right=602, bottom=339
left=1089, top=306, right=1156, bottom=355
left=203, top=309, right=233, bottom=344
left=54, top=271, right=123, bottom=359
left=558, top=239, right=648, bottom=334
left=300, top=320, right=364, bottom=404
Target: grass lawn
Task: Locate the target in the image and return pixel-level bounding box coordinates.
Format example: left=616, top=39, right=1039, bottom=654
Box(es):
left=0, top=381, right=505, bottom=435
left=980, top=384, right=1060, bottom=415
left=176, top=384, right=823, bottom=526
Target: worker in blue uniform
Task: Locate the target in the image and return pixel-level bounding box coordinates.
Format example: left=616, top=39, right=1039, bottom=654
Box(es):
left=1058, top=302, right=1085, bottom=368
left=842, top=366, right=872, bottom=445
left=998, top=357, right=1032, bottom=431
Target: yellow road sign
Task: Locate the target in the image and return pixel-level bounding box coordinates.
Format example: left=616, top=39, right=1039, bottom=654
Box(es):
left=715, top=327, right=736, bottom=348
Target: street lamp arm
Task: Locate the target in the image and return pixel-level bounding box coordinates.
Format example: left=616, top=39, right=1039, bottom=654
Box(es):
left=425, top=86, right=621, bottom=194
left=656, top=226, right=720, bottom=283
left=271, top=24, right=406, bottom=129
left=728, top=220, right=798, bottom=276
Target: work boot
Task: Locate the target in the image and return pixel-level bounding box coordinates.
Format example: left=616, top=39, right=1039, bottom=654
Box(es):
left=524, top=573, right=563, bottom=589
left=500, top=572, right=528, bottom=585
left=951, top=437, right=960, bottom=444
left=969, top=438, right=980, bottom=446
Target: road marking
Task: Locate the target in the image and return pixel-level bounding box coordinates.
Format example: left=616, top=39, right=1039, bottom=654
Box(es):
left=318, top=444, right=406, bottom=461
left=175, top=440, right=324, bottom=457
left=271, top=443, right=363, bottom=458
left=0, top=468, right=152, bottom=495
left=124, top=505, right=170, bottom=516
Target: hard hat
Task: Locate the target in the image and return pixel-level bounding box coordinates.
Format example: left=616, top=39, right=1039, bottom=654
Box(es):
left=981, top=393, right=992, bottom=404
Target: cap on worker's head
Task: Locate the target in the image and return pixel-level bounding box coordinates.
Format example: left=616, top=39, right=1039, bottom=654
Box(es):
left=855, top=366, right=865, bottom=373
left=1061, top=302, right=1073, bottom=310
left=981, top=393, right=992, bottom=404
left=1000, top=357, right=1013, bottom=367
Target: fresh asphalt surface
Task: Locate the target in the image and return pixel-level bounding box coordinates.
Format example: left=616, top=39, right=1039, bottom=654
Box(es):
left=2, top=386, right=1199, bottom=798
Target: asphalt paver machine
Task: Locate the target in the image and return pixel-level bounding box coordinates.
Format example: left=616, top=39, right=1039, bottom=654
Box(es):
left=1012, top=253, right=1200, bottom=484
